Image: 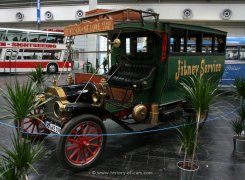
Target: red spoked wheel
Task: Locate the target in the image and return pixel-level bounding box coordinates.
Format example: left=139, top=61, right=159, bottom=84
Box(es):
left=56, top=114, right=107, bottom=172
left=15, top=106, right=50, bottom=140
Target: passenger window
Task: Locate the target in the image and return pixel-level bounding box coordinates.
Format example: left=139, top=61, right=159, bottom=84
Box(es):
left=213, top=36, right=225, bottom=53
left=126, top=38, right=131, bottom=55
left=125, top=35, right=152, bottom=59
left=12, top=37, right=19, bottom=41
left=240, top=46, right=245, bottom=60
left=187, top=37, right=196, bottom=53
left=0, top=30, right=6, bottom=41
left=217, top=35, right=226, bottom=53
left=226, top=46, right=238, bottom=60
left=187, top=30, right=202, bottom=53
left=170, top=28, right=186, bottom=53
left=202, top=34, right=213, bottom=53
left=137, top=37, right=147, bottom=53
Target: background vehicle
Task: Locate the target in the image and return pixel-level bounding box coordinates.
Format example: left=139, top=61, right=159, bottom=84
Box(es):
left=0, top=28, right=73, bottom=73
left=221, top=37, right=245, bottom=86
left=19, top=9, right=226, bottom=172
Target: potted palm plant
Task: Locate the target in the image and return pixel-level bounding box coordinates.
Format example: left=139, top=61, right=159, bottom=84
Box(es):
left=1, top=79, right=49, bottom=139
left=0, top=133, right=43, bottom=179
left=231, top=118, right=245, bottom=153
left=29, top=65, right=46, bottom=92
left=233, top=77, right=245, bottom=106
left=177, top=75, right=217, bottom=180
left=177, top=119, right=198, bottom=180
left=232, top=77, right=245, bottom=153
left=0, top=79, right=45, bottom=179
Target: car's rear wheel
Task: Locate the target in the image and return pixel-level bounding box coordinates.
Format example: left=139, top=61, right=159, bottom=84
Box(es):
left=56, top=114, right=107, bottom=172
left=15, top=106, right=49, bottom=141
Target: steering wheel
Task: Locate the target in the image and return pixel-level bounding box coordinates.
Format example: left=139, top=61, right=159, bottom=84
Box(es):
left=116, top=54, right=132, bottom=65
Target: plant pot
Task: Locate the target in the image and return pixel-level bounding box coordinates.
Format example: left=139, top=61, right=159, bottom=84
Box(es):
left=177, top=161, right=199, bottom=180
left=233, top=136, right=245, bottom=153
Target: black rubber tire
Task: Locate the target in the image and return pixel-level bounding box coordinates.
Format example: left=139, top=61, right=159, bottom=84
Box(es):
left=56, top=114, right=107, bottom=172
left=47, top=63, right=58, bottom=74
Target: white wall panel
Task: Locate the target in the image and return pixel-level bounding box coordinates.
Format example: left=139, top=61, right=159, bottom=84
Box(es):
left=1, top=4, right=245, bottom=23
left=0, top=6, right=89, bottom=23
left=0, top=3, right=245, bottom=37
left=213, top=27, right=245, bottom=36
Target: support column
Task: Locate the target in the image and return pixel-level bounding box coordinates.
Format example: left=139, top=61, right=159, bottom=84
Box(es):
left=89, top=0, right=97, bottom=10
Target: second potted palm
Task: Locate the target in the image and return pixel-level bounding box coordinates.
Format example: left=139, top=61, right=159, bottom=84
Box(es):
left=232, top=77, right=245, bottom=153
left=177, top=119, right=198, bottom=179
left=177, top=75, right=217, bottom=180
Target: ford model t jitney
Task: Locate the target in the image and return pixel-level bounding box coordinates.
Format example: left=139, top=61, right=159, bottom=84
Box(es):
left=20, top=9, right=226, bottom=171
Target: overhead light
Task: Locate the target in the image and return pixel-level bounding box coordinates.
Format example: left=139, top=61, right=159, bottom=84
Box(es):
left=182, top=8, right=193, bottom=19
left=221, top=9, right=232, bottom=20
left=16, top=12, right=24, bottom=22
left=45, top=11, right=54, bottom=21
left=75, top=10, right=84, bottom=19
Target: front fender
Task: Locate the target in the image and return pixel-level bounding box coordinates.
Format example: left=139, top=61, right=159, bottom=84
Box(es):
left=65, top=102, right=133, bottom=131
left=65, top=102, right=107, bottom=118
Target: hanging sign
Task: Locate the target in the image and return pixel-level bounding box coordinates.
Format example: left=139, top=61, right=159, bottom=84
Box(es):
left=64, top=19, right=114, bottom=36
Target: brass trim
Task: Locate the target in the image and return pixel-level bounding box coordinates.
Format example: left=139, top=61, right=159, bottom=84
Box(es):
left=46, top=86, right=67, bottom=101
left=151, top=103, right=159, bottom=125
left=132, top=104, right=148, bottom=122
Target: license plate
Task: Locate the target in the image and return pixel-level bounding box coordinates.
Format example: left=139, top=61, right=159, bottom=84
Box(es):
left=45, top=121, right=61, bottom=134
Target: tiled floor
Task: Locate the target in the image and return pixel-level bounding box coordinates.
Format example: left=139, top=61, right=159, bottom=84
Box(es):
left=0, top=74, right=243, bottom=180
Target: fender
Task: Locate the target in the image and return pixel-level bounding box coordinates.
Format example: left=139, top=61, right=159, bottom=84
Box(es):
left=65, top=102, right=133, bottom=131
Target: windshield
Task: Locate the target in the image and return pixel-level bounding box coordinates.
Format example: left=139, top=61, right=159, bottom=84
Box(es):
left=71, top=34, right=109, bottom=74
left=113, top=31, right=154, bottom=61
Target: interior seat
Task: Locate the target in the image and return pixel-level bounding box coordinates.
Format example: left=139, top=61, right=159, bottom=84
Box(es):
left=106, top=64, right=156, bottom=90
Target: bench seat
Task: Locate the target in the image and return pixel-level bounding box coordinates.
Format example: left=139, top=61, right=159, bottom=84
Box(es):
left=107, top=64, right=156, bottom=89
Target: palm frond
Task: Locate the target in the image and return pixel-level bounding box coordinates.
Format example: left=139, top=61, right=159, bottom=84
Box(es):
left=1, top=133, right=43, bottom=179
left=177, top=121, right=197, bottom=156
left=0, top=161, right=16, bottom=180
left=238, top=106, right=245, bottom=121
left=234, top=77, right=245, bottom=100
left=230, top=119, right=245, bottom=136
left=179, top=74, right=218, bottom=168
left=1, top=79, right=37, bottom=121
left=29, top=65, right=45, bottom=85
left=180, top=75, right=217, bottom=116
left=0, top=79, right=47, bottom=179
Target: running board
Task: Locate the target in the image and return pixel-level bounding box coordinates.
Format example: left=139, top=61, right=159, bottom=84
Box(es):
left=127, top=123, right=159, bottom=132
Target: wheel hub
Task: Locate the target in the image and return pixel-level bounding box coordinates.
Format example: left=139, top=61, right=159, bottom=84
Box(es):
left=76, top=137, right=89, bottom=147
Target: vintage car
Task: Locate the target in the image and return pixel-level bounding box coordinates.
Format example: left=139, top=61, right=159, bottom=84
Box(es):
left=19, top=9, right=226, bottom=172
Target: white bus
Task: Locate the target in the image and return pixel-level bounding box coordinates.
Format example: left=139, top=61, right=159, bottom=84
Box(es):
left=0, top=28, right=73, bottom=73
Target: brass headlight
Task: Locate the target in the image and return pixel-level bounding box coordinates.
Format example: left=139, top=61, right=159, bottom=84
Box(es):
left=54, top=100, right=68, bottom=118
left=92, top=92, right=99, bottom=103
left=92, top=78, right=108, bottom=107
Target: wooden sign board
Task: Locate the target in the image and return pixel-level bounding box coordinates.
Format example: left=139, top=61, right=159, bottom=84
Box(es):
left=64, top=19, right=114, bottom=36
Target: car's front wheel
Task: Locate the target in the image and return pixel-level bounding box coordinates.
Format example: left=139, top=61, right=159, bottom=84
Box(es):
left=56, top=114, right=107, bottom=172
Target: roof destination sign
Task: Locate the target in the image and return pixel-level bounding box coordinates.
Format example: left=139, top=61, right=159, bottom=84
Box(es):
left=64, top=19, right=114, bottom=36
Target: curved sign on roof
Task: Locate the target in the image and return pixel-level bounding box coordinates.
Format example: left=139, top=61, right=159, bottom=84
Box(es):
left=64, top=19, right=114, bottom=36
